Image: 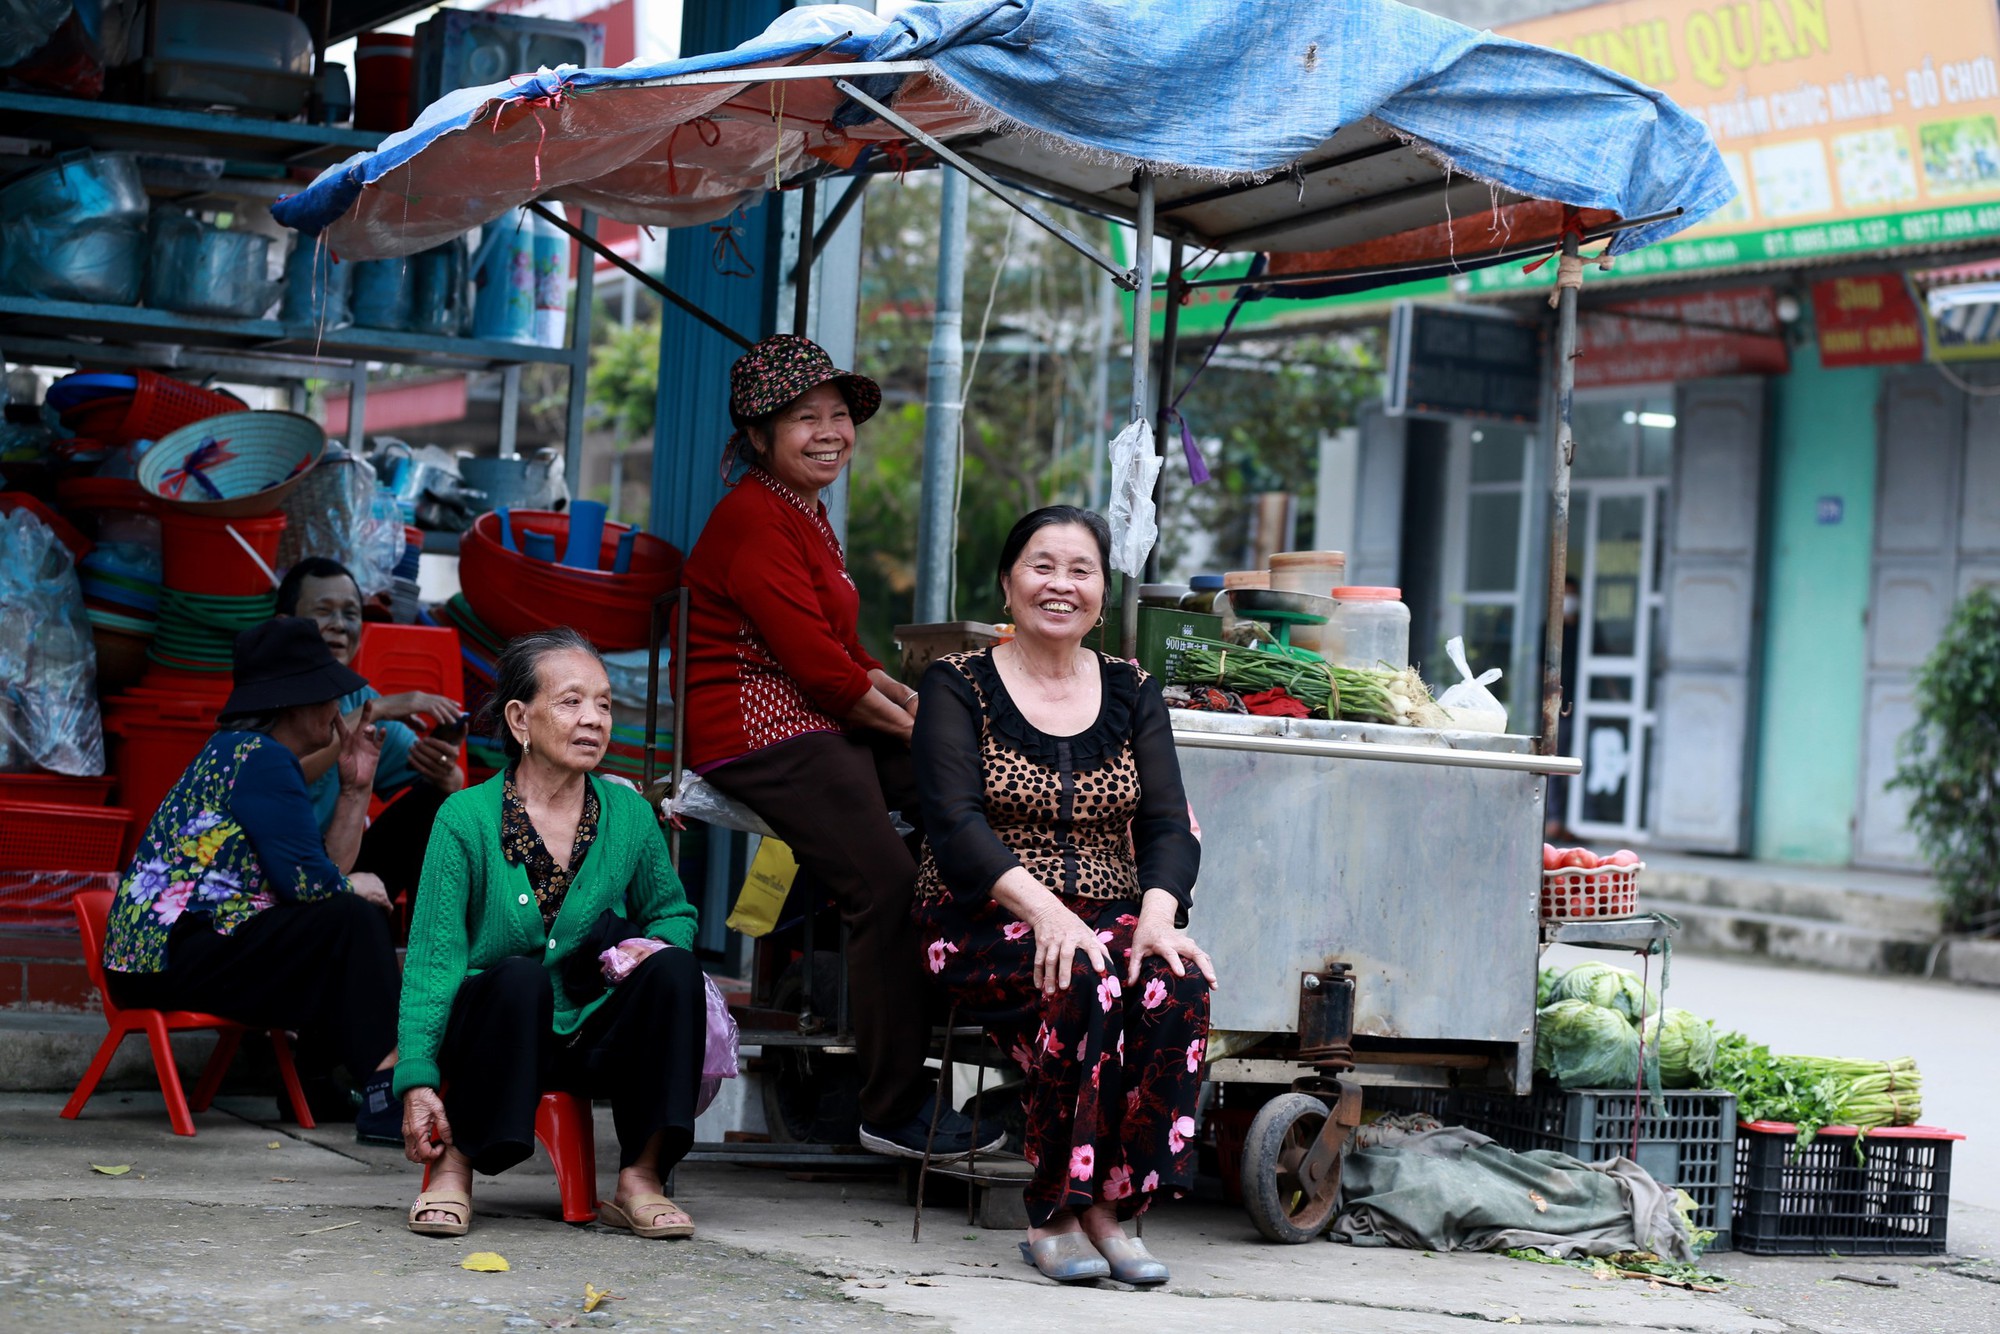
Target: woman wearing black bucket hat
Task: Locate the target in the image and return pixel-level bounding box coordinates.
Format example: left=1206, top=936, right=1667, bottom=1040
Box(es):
left=101, top=616, right=405, bottom=1143
left=680, top=334, right=998, bottom=1160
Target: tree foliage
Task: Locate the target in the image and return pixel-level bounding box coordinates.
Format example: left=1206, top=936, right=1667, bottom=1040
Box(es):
left=1890, top=587, right=2000, bottom=935
left=847, top=174, right=1381, bottom=663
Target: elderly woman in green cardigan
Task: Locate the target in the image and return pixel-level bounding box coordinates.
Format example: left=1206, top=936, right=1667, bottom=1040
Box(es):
left=399, top=627, right=704, bottom=1240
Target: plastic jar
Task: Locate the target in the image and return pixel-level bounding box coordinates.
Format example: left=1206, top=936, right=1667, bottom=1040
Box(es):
left=1181, top=574, right=1226, bottom=613
left=1269, top=550, right=1346, bottom=597
left=1329, top=586, right=1410, bottom=671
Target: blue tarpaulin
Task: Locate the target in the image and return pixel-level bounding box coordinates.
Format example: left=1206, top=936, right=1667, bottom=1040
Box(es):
left=273, top=0, right=1731, bottom=278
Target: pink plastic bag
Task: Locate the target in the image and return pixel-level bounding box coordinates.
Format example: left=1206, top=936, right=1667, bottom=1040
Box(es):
left=597, top=940, right=739, bottom=1116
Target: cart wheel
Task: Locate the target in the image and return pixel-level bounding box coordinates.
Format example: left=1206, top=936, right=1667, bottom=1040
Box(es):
left=1240, top=1092, right=1343, bottom=1244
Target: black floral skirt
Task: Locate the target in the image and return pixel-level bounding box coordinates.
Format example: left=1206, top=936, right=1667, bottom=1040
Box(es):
left=913, top=892, right=1210, bottom=1225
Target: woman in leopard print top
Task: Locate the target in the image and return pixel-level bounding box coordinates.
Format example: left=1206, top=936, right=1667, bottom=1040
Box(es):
left=911, top=506, right=1211, bottom=1285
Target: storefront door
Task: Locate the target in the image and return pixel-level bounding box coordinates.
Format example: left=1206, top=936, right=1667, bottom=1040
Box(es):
left=1568, top=482, right=1665, bottom=841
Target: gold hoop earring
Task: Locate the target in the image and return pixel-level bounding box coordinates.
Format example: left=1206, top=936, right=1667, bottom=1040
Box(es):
left=1094, top=615, right=1106, bottom=628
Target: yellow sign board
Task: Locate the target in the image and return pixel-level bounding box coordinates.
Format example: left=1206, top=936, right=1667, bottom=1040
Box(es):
left=1472, top=0, right=2000, bottom=291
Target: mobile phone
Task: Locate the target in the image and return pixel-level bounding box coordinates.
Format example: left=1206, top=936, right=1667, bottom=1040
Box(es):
left=432, top=712, right=470, bottom=745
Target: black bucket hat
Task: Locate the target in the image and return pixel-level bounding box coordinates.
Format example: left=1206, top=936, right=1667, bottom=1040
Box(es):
left=722, top=334, right=881, bottom=481
left=222, top=616, right=367, bottom=717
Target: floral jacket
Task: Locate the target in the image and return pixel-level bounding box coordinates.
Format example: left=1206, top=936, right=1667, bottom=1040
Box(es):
left=103, top=731, right=354, bottom=975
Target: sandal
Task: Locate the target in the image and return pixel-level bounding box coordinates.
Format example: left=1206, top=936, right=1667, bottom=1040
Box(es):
left=598, top=1193, right=695, bottom=1240
left=407, top=1189, right=472, bottom=1238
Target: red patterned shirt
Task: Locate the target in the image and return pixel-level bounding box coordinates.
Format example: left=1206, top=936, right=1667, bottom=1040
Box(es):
left=679, top=470, right=883, bottom=770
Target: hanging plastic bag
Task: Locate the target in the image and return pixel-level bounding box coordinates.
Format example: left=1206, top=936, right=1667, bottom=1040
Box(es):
left=696, top=970, right=740, bottom=1116
left=1106, top=417, right=1161, bottom=579
left=724, top=835, right=797, bottom=938
left=277, top=448, right=402, bottom=599
left=1435, top=635, right=1509, bottom=733
left=0, top=508, right=104, bottom=774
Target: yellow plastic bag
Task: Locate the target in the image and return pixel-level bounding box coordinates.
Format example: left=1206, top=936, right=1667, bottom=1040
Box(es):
left=725, top=837, right=798, bottom=937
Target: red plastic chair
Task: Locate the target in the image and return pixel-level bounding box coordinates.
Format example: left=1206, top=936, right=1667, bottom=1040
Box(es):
left=61, top=889, right=315, bottom=1137
left=421, top=1090, right=598, bottom=1225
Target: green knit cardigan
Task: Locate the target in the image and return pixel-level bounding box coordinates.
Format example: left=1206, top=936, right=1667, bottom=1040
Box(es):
left=394, top=771, right=699, bottom=1098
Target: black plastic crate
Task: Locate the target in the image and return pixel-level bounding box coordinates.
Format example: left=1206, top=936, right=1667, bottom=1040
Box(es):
left=1377, top=1085, right=1735, bottom=1250
left=1733, top=1122, right=1961, bottom=1255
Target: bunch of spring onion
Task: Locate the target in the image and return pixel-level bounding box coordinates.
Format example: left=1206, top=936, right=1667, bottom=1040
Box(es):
left=1713, top=1032, right=1922, bottom=1148
left=1176, top=638, right=1435, bottom=724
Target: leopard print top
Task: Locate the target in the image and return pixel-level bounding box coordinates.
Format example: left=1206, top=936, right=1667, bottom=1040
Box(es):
left=915, top=649, right=1152, bottom=907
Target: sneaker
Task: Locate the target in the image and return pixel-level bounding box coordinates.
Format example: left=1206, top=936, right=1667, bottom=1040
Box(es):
left=353, top=1072, right=402, bottom=1146
left=860, top=1093, right=1007, bottom=1161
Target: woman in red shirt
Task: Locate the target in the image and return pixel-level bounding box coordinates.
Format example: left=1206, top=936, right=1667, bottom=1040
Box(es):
left=680, top=335, right=997, bottom=1161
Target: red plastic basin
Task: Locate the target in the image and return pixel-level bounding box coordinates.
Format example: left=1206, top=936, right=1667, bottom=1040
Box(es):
left=458, top=509, right=681, bottom=651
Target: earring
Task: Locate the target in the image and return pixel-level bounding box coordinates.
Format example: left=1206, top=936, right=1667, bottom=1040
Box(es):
left=1002, top=603, right=1011, bottom=618
left=1095, top=614, right=1106, bottom=628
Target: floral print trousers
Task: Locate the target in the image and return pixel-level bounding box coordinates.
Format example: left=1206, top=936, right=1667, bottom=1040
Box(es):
left=914, top=893, right=1210, bottom=1225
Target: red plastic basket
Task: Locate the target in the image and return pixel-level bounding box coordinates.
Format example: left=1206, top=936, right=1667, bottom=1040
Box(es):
left=120, top=371, right=244, bottom=445
left=0, top=774, right=117, bottom=806
left=1540, top=863, right=1642, bottom=920
left=0, top=801, right=133, bottom=871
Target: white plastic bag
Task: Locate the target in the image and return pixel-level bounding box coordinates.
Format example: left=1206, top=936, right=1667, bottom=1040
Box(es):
left=1107, top=417, right=1161, bottom=579
left=0, top=509, right=104, bottom=774
left=1436, top=636, right=1509, bottom=733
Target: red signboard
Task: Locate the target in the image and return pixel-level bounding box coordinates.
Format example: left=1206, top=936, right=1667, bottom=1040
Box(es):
left=1811, top=274, right=1925, bottom=367
left=1576, top=287, right=1790, bottom=387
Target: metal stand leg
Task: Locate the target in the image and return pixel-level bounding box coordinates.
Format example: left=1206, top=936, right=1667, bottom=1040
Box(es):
left=912, top=1004, right=958, bottom=1243
left=964, top=1033, right=987, bottom=1226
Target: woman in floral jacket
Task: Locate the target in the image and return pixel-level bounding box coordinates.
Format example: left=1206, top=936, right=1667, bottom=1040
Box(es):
left=103, top=617, right=404, bottom=1143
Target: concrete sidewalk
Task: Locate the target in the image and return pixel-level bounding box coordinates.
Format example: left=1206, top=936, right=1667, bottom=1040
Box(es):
left=4, top=1092, right=1996, bottom=1334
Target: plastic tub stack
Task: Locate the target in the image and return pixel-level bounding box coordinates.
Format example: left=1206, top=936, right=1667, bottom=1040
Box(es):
left=97, top=406, right=326, bottom=850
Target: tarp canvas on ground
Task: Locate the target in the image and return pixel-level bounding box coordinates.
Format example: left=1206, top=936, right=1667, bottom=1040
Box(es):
left=272, top=0, right=1734, bottom=290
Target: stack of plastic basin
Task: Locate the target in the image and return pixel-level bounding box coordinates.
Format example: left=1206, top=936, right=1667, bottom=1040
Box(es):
left=457, top=508, right=681, bottom=651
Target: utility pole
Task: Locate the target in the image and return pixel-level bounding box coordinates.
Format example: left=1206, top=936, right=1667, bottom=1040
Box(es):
left=914, top=168, right=969, bottom=623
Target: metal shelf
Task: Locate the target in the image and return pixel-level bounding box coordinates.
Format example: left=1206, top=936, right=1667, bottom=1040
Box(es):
left=0, top=295, right=584, bottom=373
left=0, top=91, right=378, bottom=170
left=0, top=93, right=597, bottom=466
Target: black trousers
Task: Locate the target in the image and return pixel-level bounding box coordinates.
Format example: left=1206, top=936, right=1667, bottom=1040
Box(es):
left=354, top=780, right=448, bottom=899
left=704, top=729, right=932, bottom=1127
left=107, top=895, right=398, bottom=1079
left=436, top=948, right=706, bottom=1176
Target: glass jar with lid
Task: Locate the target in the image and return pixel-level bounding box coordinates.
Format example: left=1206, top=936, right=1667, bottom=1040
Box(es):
left=1181, top=573, right=1226, bottom=613
left=1329, top=586, right=1410, bottom=671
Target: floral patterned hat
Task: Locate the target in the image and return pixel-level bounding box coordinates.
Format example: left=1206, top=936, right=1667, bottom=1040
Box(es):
left=727, top=333, right=881, bottom=429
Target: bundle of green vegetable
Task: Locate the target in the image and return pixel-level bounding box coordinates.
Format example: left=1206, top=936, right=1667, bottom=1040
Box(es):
left=1710, top=1031, right=1923, bottom=1148
left=1175, top=638, right=1441, bottom=724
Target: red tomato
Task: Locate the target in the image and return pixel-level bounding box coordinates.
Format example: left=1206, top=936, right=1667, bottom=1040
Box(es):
left=1543, top=843, right=1561, bottom=871
left=1556, top=847, right=1598, bottom=870
left=1608, top=849, right=1641, bottom=867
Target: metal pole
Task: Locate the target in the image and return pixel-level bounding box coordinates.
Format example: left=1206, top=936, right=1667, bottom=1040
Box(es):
left=792, top=179, right=818, bottom=336
left=526, top=200, right=752, bottom=351
left=1118, top=174, right=1156, bottom=659
left=1145, top=241, right=1184, bottom=582
left=1539, top=230, right=1581, bottom=758
left=914, top=167, right=969, bottom=624
left=1089, top=265, right=1113, bottom=510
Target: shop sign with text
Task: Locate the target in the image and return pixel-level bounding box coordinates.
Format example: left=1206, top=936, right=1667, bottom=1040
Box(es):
left=1811, top=273, right=1925, bottom=366
left=1472, top=0, right=2000, bottom=294
left=1576, top=287, right=1789, bottom=387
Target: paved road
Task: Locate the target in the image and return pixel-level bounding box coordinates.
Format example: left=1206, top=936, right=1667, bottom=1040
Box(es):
left=1546, top=946, right=2000, bottom=1211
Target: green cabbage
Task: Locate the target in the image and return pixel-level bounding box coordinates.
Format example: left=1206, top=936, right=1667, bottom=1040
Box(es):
left=1534, top=999, right=1641, bottom=1089
left=1552, top=961, right=1659, bottom=1023
left=1537, top=966, right=1564, bottom=1008
left=1643, top=1008, right=1718, bottom=1088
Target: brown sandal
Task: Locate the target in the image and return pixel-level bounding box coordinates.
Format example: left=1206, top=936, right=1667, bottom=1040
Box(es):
left=407, top=1189, right=472, bottom=1237
left=598, top=1193, right=694, bottom=1239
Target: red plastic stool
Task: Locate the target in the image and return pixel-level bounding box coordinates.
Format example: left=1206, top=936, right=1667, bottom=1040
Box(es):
left=422, top=1090, right=598, bottom=1224
left=61, top=889, right=315, bottom=1137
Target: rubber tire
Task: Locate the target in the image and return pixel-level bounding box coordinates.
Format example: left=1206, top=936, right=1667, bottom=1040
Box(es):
left=759, top=951, right=862, bottom=1144
left=1240, top=1091, right=1343, bottom=1244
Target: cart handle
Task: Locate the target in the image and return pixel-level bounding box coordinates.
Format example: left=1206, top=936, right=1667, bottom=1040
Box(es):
left=1171, top=728, right=1583, bottom=776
